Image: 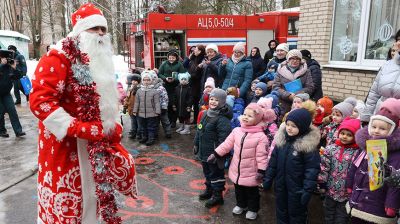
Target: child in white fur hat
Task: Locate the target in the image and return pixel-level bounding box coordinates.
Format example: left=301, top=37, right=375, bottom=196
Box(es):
left=174, top=72, right=193, bottom=134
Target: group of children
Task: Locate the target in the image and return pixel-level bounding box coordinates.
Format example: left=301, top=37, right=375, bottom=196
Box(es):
left=193, top=83, right=400, bottom=223
left=122, top=69, right=400, bottom=223
left=123, top=70, right=194, bottom=146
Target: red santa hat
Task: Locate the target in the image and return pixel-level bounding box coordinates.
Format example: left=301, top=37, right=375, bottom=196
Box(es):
left=71, top=3, right=108, bottom=36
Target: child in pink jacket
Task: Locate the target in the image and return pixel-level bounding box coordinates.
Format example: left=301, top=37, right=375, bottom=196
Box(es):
left=208, top=103, right=269, bottom=220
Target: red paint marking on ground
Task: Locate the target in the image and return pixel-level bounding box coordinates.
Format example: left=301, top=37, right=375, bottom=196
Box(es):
left=119, top=210, right=211, bottom=220
left=143, top=152, right=202, bottom=167
left=125, top=196, right=154, bottom=209
left=160, top=189, right=169, bottom=214
left=163, top=166, right=185, bottom=175
left=209, top=206, right=219, bottom=214
left=189, top=179, right=206, bottom=190
left=135, top=157, right=155, bottom=165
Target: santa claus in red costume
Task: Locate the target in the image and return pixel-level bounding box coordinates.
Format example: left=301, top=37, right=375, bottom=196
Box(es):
left=30, top=3, right=137, bottom=224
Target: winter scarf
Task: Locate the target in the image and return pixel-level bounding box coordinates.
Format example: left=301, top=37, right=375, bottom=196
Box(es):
left=232, top=54, right=245, bottom=64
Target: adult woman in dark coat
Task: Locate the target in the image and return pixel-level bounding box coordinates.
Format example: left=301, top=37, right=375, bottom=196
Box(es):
left=248, top=47, right=266, bottom=80
left=184, top=44, right=206, bottom=123
left=300, top=50, right=323, bottom=101
left=199, top=44, right=223, bottom=91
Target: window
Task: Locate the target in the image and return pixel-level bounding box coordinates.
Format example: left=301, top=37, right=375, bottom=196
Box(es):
left=365, top=0, right=400, bottom=60
left=330, top=0, right=400, bottom=67
left=288, top=16, right=299, bottom=36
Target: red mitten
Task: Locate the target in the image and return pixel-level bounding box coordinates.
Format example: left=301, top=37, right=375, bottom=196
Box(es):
left=108, top=123, right=123, bottom=143
left=67, top=119, right=104, bottom=141
left=346, top=188, right=352, bottom=194
left=385, top=207, right=396, bottom=217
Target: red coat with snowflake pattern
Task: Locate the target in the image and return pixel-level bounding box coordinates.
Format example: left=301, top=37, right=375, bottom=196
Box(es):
left=30, top=49, right=137, bottom=224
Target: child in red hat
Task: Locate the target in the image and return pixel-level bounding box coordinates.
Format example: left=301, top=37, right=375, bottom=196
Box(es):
left=318, top=117, right=361, bottom=223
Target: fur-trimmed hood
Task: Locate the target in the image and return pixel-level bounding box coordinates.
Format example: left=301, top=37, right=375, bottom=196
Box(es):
left=274, top=123, right=321, bottom=153
left=355, top=127, right=400, bottom=152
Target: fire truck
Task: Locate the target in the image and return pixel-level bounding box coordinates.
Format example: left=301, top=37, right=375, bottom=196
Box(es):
left=126, top=8, right=299, bottom=69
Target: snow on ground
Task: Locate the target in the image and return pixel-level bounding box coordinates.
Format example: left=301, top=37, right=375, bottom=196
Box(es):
left=26, top=55, right=130, bottom=89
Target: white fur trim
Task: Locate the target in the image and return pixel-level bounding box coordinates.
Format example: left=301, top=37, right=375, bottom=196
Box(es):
left=369, top=115, right=396, bottom=135
left=42, top=107, right=73, bottom=141
left=72, top=14, right=107, bottom=36
left=77, top=139, right=98, bottom=223
left=346, top=202, right=397, bottom=224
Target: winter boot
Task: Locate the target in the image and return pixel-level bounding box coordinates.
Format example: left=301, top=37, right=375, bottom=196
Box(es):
left=205, top=191, right=224, bottom=208
left=128, top=132, right=136, bottom=139
left=175, top=123, right=184, bottom=133
left=198, top=187, right=213, bottom=200
left=139, top=137, right=148, bottom=144
left=179, top=125, right=191, bottom=135
left=145, top=138, right=155, bottom=146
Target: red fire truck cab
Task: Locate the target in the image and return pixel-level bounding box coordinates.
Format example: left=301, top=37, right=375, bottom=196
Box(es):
left=127, top=9, right=299, bottom=69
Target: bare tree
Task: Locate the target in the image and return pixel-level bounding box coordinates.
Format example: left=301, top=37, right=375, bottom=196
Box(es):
left=22, top=0, right=43, bottom=59
left=0, top=0, right=23, bottom=32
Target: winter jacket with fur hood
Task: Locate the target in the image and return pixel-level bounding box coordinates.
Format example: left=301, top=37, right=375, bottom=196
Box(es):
left=133, top=85, right=161, bottom=118
left=361, top=54, right=400, bottom=122
left=346, top=127, right=400, bottom=224
left=215, top=125, right=269, bottom=187
left=264, top=123, right=320, bottom=222
left=318, top=139, right=360, bottom=202
left=272, top=61, right=314, bottom=114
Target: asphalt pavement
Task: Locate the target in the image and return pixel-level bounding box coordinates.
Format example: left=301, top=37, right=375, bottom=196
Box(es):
left=0, top=98, right=325, bottom=223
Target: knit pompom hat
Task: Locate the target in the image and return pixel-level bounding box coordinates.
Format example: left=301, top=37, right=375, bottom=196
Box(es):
left=141, top=70, right=155, bottom=81
left=210, top=88, right=227, bottom=109
left=257, top=97, right=273, bottom=110
left=369, top=98, right=400, bottom=135
left=333, top=97, right=357, bottom=118
left=243, top=103, right=264, bottom=125
left=276, top=43, right=289, bottom=52
left=286, top=49, right=303, bottom=60
left=233, top=42, right=246, bottom=54
left=286, top=108, right=312, bottom=136
left=317, top=96, right=334, bottom=115
left=337, top=117, right=361, bottom=138
left=205, top=44, right=218, bottom=53
left=204, top=77, right=215, bottom=89
left=255, top=82, right=268, bottom=95
left=178, top=72, right=190, bottom=82
left=295, top=93, right=310, bottom=102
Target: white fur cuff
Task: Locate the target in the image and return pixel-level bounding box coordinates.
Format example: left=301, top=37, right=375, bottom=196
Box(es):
left=346, top=202, right=396, bottom=224
left=43, top=107, right=74, bottom=141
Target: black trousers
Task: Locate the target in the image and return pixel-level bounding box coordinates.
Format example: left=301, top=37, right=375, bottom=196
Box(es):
left=167, top=104, right=177, bottom=125
left=201, top=162, right=225, bottom=192
left=323, top=196, right=349, bottom=224
left=234, top=184, right=260, bottom=212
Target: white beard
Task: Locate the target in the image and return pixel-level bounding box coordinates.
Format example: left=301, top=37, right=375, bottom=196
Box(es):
left=79, top=31, right=119, bottom=135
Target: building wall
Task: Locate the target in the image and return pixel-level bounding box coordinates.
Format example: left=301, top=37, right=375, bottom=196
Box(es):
left=297, top=0, right=377, bottom=101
